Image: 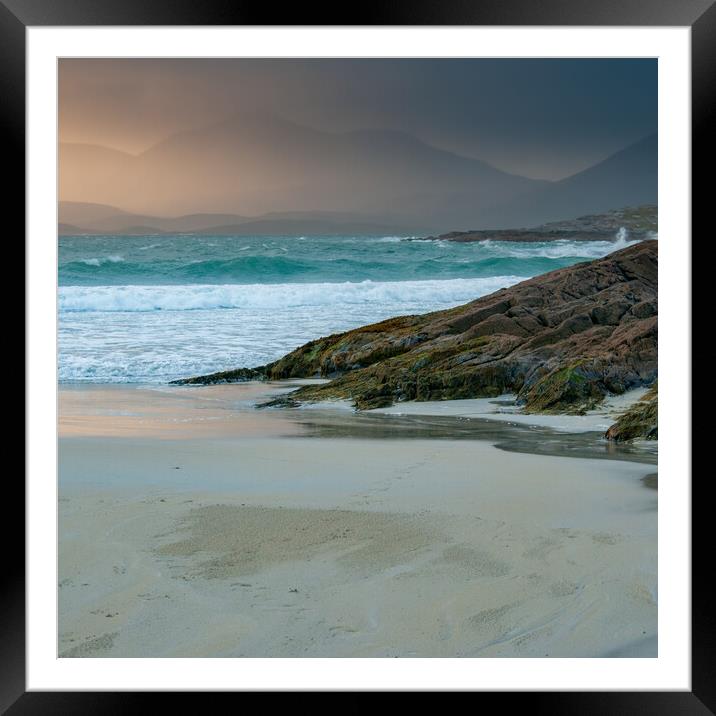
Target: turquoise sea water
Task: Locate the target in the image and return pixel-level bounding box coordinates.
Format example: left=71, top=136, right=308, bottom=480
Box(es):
left=59, top=233, right=638, bottom=383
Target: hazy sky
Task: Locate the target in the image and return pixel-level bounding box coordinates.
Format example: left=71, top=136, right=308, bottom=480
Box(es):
left=59, top=58, right=657, bottom=180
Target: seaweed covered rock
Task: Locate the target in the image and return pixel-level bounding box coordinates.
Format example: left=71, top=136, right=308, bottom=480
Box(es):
left=605, top=383, right=658, bottom=441
left=176, top=241, right=658, bottom=414
left=171, top=366, right=266, bottom=385
left=521, top=361, right=607, bottom=414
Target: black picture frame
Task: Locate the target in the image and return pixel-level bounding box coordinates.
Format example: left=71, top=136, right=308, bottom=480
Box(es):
left=6, top=0, right=713, bottom=709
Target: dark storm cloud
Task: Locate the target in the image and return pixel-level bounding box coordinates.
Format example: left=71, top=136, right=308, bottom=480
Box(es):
left=59, top=58, right=656, bottom=180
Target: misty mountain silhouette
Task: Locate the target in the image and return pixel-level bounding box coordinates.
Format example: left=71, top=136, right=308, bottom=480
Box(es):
left=58, top=202, right=423, bottom=237
left=475, top=134, right=657, bottom=229
left=59, top=114, right=656, bottom=233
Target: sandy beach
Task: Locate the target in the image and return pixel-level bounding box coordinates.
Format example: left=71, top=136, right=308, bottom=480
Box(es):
left=58, top=382, right=657, bottom=658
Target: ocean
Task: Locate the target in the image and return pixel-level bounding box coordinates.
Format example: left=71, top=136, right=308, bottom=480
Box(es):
left=58, top=233, right=639, bottom=383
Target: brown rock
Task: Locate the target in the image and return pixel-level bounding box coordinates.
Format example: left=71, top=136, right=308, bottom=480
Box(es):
left=175, top=241, right=658, bottom=414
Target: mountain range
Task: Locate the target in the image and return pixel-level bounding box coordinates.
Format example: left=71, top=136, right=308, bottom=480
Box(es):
left=58, top=204, right=422, bottom=237
left=59, top=114, right=657, bottom=235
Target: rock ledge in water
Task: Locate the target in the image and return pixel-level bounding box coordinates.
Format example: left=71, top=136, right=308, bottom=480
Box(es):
left=175, top=241, right=658, bottom=415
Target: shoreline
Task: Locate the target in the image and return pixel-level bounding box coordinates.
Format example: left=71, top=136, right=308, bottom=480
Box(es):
left=59, top=381, right=657, bottom=463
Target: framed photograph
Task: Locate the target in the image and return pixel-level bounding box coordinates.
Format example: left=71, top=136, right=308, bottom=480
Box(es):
left=8, top=0, right=711, bottom=708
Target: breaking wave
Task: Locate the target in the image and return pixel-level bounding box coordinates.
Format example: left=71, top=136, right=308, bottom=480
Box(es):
left=59, top=276, right=526, bottom=313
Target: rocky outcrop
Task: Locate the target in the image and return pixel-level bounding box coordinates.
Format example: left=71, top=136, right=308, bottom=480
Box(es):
left=418, top=205, right=657, bottom=243
left=174, top=241, right=658, bottom=413
left=605, top=383, right=658, bottom=441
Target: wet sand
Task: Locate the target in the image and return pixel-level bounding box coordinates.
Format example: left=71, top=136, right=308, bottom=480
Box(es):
left=59, top=382, right=657, bottom=658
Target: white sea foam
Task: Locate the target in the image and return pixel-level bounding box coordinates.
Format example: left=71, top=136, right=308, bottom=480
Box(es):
left=58, top=275, right=530, bottom=381
left=59, top=276, right=525, bottom=313
left=79, top=255, right=125, bottom=266
left=474, top=236, right=640, bottom=260
left=58, top=234, right=644, bottom=383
